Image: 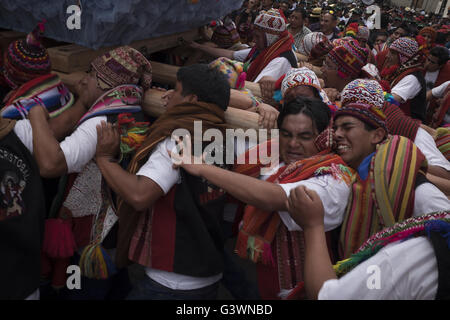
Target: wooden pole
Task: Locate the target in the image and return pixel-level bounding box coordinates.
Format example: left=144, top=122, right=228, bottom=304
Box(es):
left=151, top=61, right=262, bottom=98
left=54, top=71, right=260, bottom=130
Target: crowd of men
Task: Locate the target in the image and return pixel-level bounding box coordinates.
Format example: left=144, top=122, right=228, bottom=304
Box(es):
left=1, top=0, right=450, bottom=301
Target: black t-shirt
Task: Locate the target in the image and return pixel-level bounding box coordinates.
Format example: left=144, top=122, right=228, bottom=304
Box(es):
left=0, top=130, right=46, bottom=299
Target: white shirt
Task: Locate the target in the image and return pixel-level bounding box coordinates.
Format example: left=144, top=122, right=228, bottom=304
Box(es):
left=414, top=127, right=450, bottom=172
left=413, top=182, right=450, bottom=217
left=233, top=48, right=293, bottom=82
left=13, top=116, right=105, bottom=173
left=431, top=80, right=450, bottom=98
left=138, top=137, right=222, bottom=290
left=259, top=162, right=351, bottom=232
left=391, top=74, right=422, bottom=102
left=425, top=70, right=440, bottom=88
left=318, top=237, right=438, bottom=299
left=278, top=177, right=350, bottom=232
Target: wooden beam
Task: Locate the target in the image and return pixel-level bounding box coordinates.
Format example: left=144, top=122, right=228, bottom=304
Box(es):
left=144, top=90, right=260, bottom=130
left=54, top=71, right=260, bottom=130
left=48, top=29, right=201, bottom=73
left=0, top=31, right=26, bottom=52
left=151, top=61, right=262, bottom=97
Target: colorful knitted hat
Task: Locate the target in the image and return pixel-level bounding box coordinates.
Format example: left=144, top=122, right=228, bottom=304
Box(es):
left=298, top=32, right=324, bottom=56
left=211, top=18, right=241, bottom=49
left=345, top=23, right=359, bottom=39
left=419, top=27, right=437, bottom=43
left=91, top=46, right=152, bottom=91
left=357, top=26, right=370, bottom=41
left=3, top=20, right=51, bottom=89
left=327, top=40, right=369, bottom=79
left=281, top=67, right=330, bottom=104
left=389, top=37, right=419, bottom=65
left=254, top=9, right=287, bottom=46
left=208, top=57, right=246, bottom=89
left=335, top=79, right=387, bottom=131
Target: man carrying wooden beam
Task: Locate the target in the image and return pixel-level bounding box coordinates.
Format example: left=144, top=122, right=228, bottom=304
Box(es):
left=22, top=46, right=152, bottom=299
left=95, top=64, right=238, bottom=300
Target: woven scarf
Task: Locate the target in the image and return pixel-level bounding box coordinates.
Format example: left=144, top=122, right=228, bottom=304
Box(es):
left=77, top=85, right=143, bottom=125
left=383, top=102, right=421, bottom=140
left=45, top=88, right=150, bottom=280
left=234, top=147, right=353, bottom=293
left=1, top=73, right=74, bottom=119
left=244, top=32, right=294, bottom=82
left=435, top=127, right=450, bottom=161
left=334, top=211, right=450, bottom=277
left=339, top=135, right=427, bottom=259
left=115, top=101, right=228, bottom=268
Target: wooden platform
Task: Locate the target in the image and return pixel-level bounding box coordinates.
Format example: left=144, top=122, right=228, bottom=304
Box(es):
left=47, top=29, right=201, bottom=73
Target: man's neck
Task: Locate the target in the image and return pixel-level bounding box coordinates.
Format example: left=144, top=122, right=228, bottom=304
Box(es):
left=288, top=25, right=303, bottom=35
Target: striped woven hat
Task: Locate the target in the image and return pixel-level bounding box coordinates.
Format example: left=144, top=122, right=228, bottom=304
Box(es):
left=91, top=46, right=152, bottom=91
left=328, top=40, right=369, bottom=79
left=335, top=79, right=387, bottom=132
left=2, top=21, right=51, bottom=89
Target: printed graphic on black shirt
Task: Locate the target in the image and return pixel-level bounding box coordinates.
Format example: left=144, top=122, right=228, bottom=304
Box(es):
left=0, top=148, right=29, bottom=221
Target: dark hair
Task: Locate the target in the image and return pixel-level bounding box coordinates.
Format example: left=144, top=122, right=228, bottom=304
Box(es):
left=177, top=64, right=230, bottom=111
left=292, top=7, right=307, bottom=20
left=430, top=46, right=449, bottom=66
left=278, top=96, right=331, bottom=134
left=396, top=23, right=411, bottom=37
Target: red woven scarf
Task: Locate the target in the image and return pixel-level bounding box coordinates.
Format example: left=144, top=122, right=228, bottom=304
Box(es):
left=245, top=32, right=294, bottom=82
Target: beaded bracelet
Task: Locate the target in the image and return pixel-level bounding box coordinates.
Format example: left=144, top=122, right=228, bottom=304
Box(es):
left=384, top=92, right=400, bottom=107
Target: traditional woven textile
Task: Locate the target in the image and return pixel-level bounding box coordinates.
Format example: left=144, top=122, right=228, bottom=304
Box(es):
left=77, top=84, right=143, bottom=125
left=209, top=57, right=246, bottom=89
left=383, top=102, right=421, bottom=141
left=419, top=27, right=437, bottom=43
left=253, top=9, right=287, bottom=47
left=361, top=63, right=381, bottom=81
left=281, top=67, right=330, bottom=105
left=297, top=32, right=324, bottom=56
left=389, top=37, right=419, bottom=65
left=234, top=149, right=354, bottom=294
left=435, top=127, right=450, bottom=161
left=211, top=17, right=240, bottom=49
left=91, top=46, right=152, bottom=91
left=357, top=26, right=370, bottom=41
left=2, top=21, right=51, bottom=89
left=344, top=23, right=359, bottom=39
left=334, top=211, right=450, bottom=277
left=1, top=73, right=74, bottom=119
left=339, top=135, right=427, bottom=259
left=243, top=32, right=294, bottom=82
left=309, top=36, right=333, bottom=60
left=336, top=79, right=387, bottom=131
left=341, top=79, right=385, bottom=110
left=328, top=40, right=369, bottom=79
left=115, top=101, right=228, bottom=268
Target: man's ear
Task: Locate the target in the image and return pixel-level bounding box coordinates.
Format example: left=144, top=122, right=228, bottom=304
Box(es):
left=371, top=127, right=387, bottom=145
left=186, top=94, right=198, bottom=103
